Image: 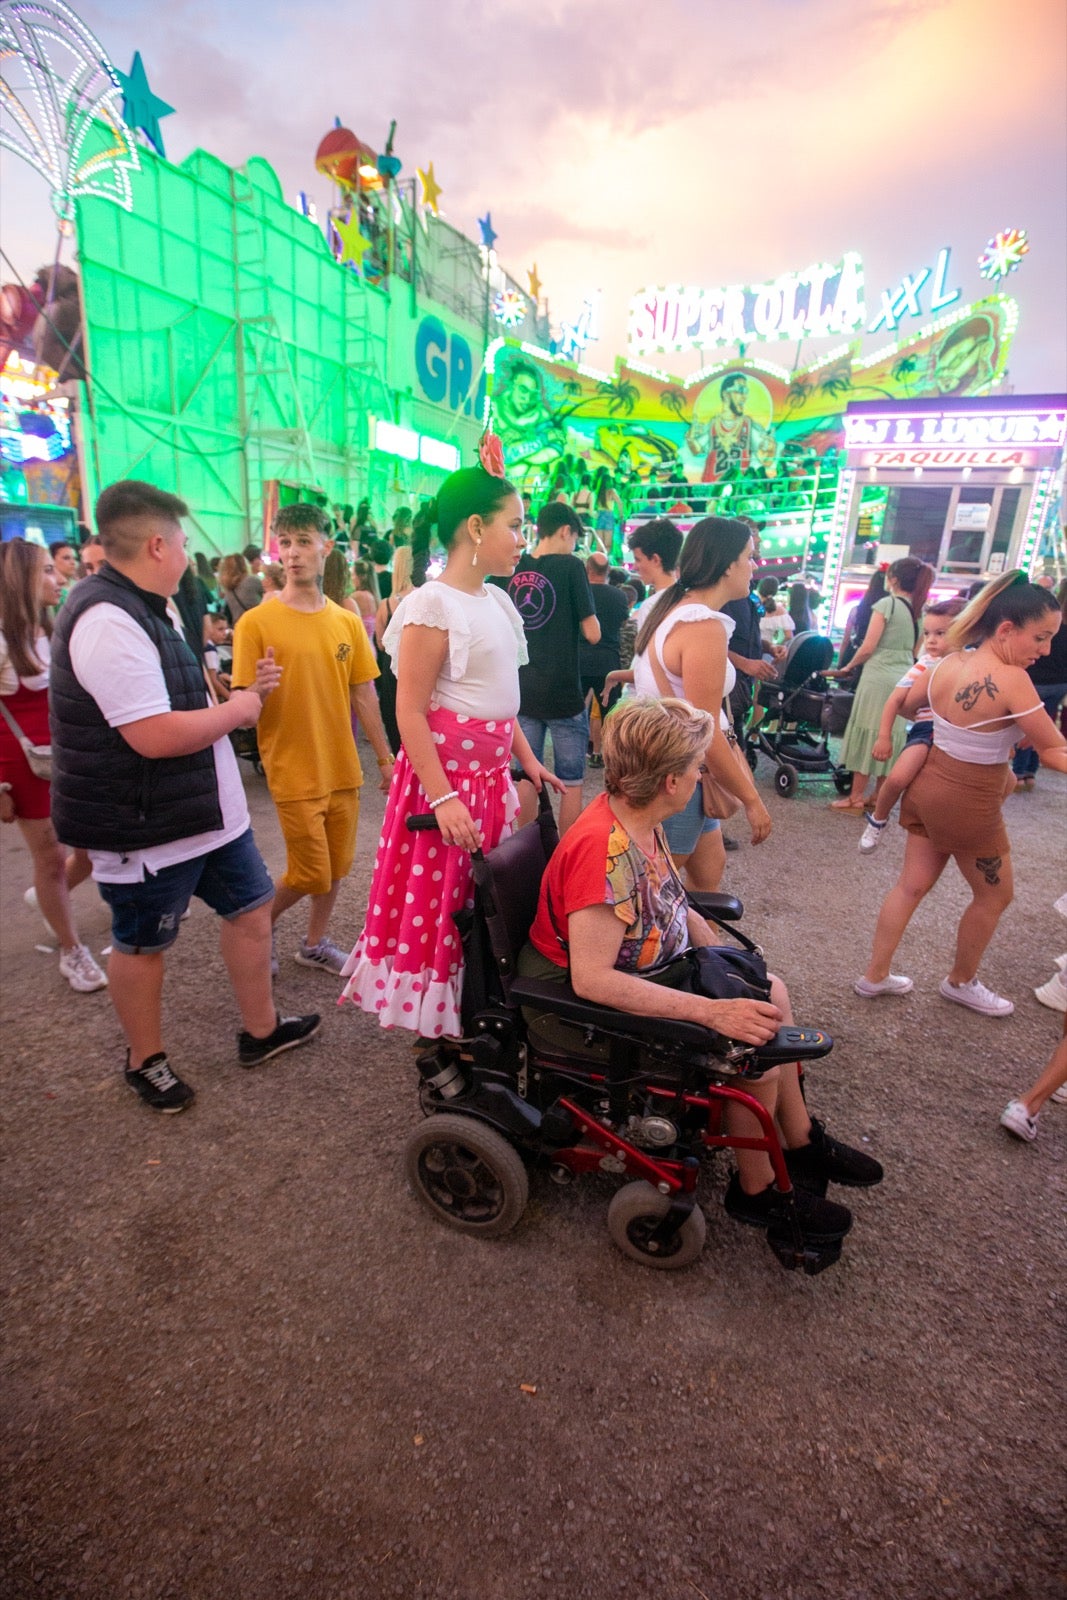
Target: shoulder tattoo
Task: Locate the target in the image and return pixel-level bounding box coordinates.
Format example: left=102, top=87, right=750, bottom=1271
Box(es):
left=955, top=674, right=998, bottom=712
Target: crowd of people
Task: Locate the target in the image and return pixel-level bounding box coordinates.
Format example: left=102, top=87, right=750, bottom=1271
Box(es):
left=2, top=462, right=1065, bottom=1163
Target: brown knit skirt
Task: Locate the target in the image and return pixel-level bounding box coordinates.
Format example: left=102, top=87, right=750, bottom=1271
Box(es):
left=900, top=744, right=1010, bottom=857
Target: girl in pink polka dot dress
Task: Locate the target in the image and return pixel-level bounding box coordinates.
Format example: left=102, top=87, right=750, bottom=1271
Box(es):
left=340, top=464, right=564, bottom=1037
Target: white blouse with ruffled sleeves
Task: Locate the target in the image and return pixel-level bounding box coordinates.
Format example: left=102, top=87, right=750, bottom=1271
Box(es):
left=382, top=581, right=527, bottom=721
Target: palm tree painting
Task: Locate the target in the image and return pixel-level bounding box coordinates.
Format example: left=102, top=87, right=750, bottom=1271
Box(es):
left=596, top=378, right=640, bottom=416
left=818, top=358, right=854, bottom=401
left=784, top=374, right=813, bottom=414
left=659, top=386, right=689, bottom=420
left=891, top=354, right=919, bottom=395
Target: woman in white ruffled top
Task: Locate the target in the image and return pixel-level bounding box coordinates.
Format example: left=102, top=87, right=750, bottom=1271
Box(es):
left=340, top=462, right=562, bottom=1038
left=632, top=517, right=772, bottom=891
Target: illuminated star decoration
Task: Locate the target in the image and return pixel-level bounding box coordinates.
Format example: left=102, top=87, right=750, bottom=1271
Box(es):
left=333, top=210, right=371, bottom=268
left=114, top=51, right=174, bottom=158
left=478, top=212, right=497, bottom=251
left=418, top=161, right=442, bottom=213
left=527, top=263, right=542, bottom=301
left=978, top=228, right=1030, bottom=282
left=492, top=290, right=526, bottom=327
left=0, top=0, right=142, bottom=217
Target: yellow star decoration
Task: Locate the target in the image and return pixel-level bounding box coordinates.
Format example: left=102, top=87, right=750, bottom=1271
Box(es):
left=528, top=263, right=542, bottom=301
left=418, top=162, right=443, bottom=213
left=334, top=211, right=370, bottom=268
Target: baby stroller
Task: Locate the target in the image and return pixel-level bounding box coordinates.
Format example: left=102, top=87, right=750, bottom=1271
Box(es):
left=745, top=631, right=852, bottom=797
left=403, top=790, right=845, bottom=1277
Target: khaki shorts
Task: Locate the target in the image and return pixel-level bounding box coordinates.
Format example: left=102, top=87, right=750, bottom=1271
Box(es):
left=275, top=788, right=359, bottom=896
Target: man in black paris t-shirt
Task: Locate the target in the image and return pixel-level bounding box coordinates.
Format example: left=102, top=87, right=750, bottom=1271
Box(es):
left=502, top=503, right=600, bottom=835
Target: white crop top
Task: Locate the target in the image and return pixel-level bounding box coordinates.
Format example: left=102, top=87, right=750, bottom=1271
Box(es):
left=383, top=581, right=527, bottom=722
left=0, top=628, right=50, bottom=695
left=928, top=657, right=1043, bottom=764
left=633, top=604, right=736, bottom=728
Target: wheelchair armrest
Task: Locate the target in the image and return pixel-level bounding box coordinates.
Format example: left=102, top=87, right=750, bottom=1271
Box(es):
left=686, top=891, right=743, bottom=923
left=508, top=976, right=719, bottom=1050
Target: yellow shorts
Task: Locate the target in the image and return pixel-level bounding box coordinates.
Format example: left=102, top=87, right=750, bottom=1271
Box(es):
left=275, top=788, right=360, bottom=896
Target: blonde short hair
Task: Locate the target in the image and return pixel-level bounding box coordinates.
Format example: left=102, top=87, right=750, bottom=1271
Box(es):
left=603, top=696, right=715, bottom=808
left=392, top=544, right=413, bottom=591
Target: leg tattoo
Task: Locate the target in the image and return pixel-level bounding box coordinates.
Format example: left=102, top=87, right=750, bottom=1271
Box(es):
left=976, top=855, right=1002, bottom=886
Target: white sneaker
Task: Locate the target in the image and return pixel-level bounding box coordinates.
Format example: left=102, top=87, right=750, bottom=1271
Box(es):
left=294, top=938, right=348, bottom=975
left=939, top=976, right=1013, bottom=1017
left=1054, top=953, right=1066, bottom=971
left=1050, top=1083, right=1067, bottom=1106
left=859, top=814, right=888, bottom=853
left=999, top=1100, right=1037, bottom=1142
left=1034, top=974, right=1067, bottom=1013
left=854, top=973, right=913, bottom=998
left=58, top=943, right=108, bottom=993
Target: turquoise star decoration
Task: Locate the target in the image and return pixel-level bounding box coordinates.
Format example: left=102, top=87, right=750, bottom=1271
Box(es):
left=115, top=52, right=175, bottom=158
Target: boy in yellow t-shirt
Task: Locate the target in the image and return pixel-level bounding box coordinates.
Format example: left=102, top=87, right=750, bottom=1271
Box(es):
left=232, top=504, right=394, bottom=974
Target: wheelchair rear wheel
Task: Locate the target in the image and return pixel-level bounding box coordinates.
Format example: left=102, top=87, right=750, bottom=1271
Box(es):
left=606, top=1181, right=706, bottom=1270
left=404, top=1114, right=529, bottom=1238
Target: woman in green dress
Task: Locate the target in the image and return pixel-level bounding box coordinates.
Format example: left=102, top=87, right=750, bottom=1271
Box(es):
left=828, top=556, right=934, bottom=812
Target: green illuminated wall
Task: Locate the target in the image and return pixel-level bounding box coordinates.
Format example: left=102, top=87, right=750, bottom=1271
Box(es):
left=75, top=142, right=485, bottom=551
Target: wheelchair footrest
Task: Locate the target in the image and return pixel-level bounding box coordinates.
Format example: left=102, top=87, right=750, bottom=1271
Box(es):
left=766, top=1222, right=842, bottom=1275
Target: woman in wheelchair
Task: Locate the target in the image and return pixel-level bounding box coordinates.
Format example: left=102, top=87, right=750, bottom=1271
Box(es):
left=518, top=697, right=882, bottom=1240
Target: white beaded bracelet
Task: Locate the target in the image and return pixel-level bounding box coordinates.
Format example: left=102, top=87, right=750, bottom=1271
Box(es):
left=427, top=790, right=459, bottom=810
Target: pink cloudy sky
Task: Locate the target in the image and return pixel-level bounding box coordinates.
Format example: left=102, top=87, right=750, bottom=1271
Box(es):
left=2, top=0, right=1065, bottom=392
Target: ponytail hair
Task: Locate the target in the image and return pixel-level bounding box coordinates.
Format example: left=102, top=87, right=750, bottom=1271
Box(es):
left=634, top=576, right=688, bottom=658
left=635, top=515, right=751, bottom=656
left=888, top=556, right=934, bottom=616
left=945, top=570, right=1059, bottom=652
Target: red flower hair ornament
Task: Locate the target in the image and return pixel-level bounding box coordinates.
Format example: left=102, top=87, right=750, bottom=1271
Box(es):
left=478, top=429, right=506, bottom=478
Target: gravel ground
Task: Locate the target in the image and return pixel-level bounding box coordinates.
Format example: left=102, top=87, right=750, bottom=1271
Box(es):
left=1, top=748, right=1064, bottom=1600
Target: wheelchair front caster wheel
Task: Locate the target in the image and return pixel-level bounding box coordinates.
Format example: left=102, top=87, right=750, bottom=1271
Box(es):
left=774, top=763, right=798, bottom=797
left=606, top=1181, right=706, bottom=1270
left=404, top=1114, right=529, bottom=1238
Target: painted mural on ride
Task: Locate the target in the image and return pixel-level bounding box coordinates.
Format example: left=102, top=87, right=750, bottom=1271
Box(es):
left=489, top=243, right=1018, bottom=515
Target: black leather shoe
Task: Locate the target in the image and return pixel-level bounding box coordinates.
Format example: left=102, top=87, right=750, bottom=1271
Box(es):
left=723, top=1172, right=852, bottom=1242
left=785, top=1117, right=884, bottom=1195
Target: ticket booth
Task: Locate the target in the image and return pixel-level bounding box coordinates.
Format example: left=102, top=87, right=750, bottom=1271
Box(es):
left=825, top=394, right=1066, bottom=630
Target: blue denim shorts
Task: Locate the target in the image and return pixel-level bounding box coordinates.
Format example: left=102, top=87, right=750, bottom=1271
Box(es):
left=661, top=783, right=722, bottom=856
left=904, top=720, right=935, bottom=748
left=519, top=709, right=590, bottom=786
left=99, top=828, right=274, bottom=955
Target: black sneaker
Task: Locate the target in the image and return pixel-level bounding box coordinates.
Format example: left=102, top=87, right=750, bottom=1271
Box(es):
left=237, top=1011, right=321, bottom=1068
left=785, top=1116, right=884, bottom=1196
left=723, top=1172, right=852, bottom=1242
left=124, top=1051, right=195, bottom=1114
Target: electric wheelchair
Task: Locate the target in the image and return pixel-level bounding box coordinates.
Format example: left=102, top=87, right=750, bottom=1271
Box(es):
left=404, top=791, right=844, bottom=1276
